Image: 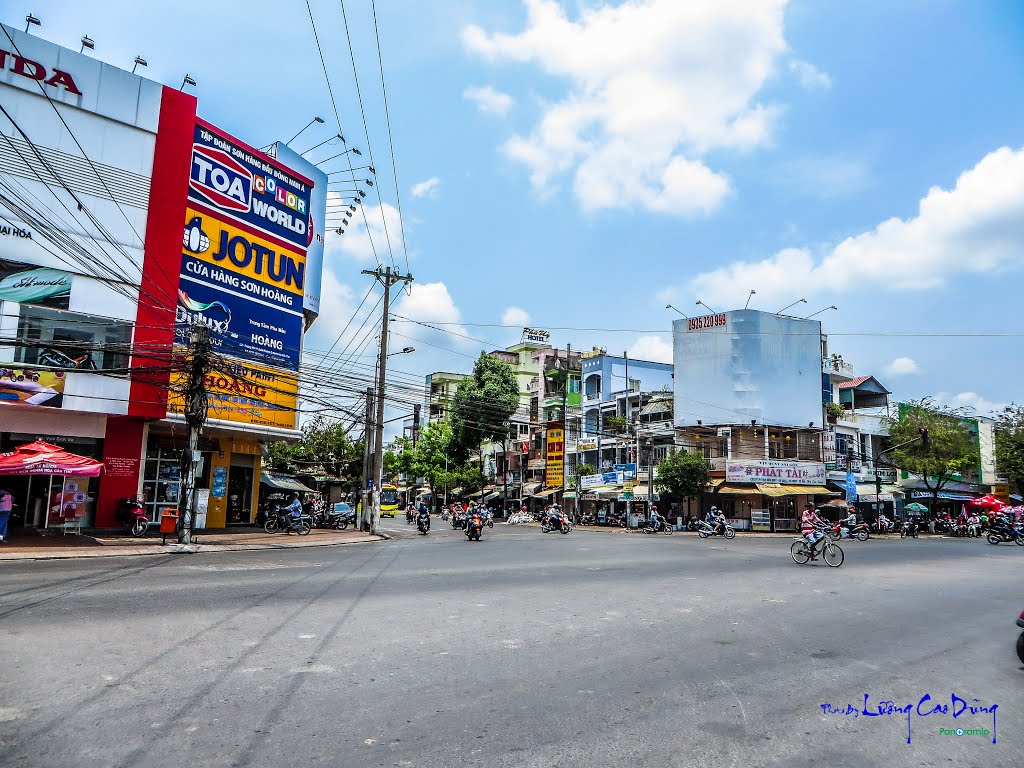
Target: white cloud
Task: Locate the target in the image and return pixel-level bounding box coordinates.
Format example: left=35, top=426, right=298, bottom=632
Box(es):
left=325, top=198, right=404, bottom=263
left=501, top=306, right=531, bottom=326
left=628, top=335, right=673, bottom=364
left=391, top=282, right=472, bottom=347
left=933, top=391, right=1006, bottom=418
left=686, top=146, right=1024, bottom=308
left=463, top=0, right=792, bottom=216
left=463, top=85, right=515, bottom=116
left=885, top=357, right=920, bottom=377
left=411, top=177, right=441, bottom=198
left=789, top=58, right=832, bottom=90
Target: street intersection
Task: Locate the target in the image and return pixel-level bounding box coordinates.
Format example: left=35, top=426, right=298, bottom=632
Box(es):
left=0, top=523, right=1020, bottom=768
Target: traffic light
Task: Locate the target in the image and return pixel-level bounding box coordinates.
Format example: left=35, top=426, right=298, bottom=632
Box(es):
left=918, top=428, right=930, bottom=450
left=413, top=403, right=421, bottom=431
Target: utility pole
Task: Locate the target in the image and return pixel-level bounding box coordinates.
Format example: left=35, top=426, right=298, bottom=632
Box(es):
left=562, top=343, right=570, bottom=520
left=360, top=386, right=374, bottom=532
left=178, top=324, right=212, bottom=545
left=361, top=266, right=414, bottom=534
left=623, top=350, right=631, bottom=528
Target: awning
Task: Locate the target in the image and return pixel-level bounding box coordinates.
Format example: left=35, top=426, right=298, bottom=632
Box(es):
left=450, top=487, right=463, bottom=495
left=855, top=483, right=904, bottom=497
left=707, top=478, right=725, bottom=488
left=260, top=472, right=316, bottom=493
left=716, top=483, right=759, bottom=494
left=639, top=399, right=673, bottom=416
left=522, top=482, right=542, bottom=495
left=756, top=484, right=837, bottom=497
left=563, top=491, right=577, bottom=499
left=531, top=488, right=560, bottom=498
left=0, top=441, right=104, bottom=477
left=911, top=490, right=977, bottom=501
left=483, top=491, right=501, bottom=501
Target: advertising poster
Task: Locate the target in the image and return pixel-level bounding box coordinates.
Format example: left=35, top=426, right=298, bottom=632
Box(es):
left=0, top=367, right=66, bottom=407
left=545, top=427, right=564, bottom=488
left=47, top=476, right=90, bottom=526
left=167, top=361, right=298, bottom=431
left=726, top=459, right=827, bottom=485
left=174, top=119, right=321, bottom=432
left=0, top=257, right=72, bottom=309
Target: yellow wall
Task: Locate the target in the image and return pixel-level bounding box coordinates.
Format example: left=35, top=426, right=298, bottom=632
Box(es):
left=204, top=437, right=262, bottom=528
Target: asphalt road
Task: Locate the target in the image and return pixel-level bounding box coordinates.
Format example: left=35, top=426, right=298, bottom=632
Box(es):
left=0, top=519, right=1021, bottom=768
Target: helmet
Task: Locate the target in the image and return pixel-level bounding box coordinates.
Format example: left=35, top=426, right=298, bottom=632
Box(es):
left=710, top=506, right=718, bottom=513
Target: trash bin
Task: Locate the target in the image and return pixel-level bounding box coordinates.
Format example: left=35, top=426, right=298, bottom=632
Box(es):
left=160, top=510, right=179, bottom=543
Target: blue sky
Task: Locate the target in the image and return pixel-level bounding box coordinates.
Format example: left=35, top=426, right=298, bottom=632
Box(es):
left=9, top=0, right=1024, bottom=422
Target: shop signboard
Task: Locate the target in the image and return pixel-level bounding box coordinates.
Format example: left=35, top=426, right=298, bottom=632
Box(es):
left=47, top=476, right=90, bottom=527
left=726, top=459, right=826, bottom=485
left=0, top=368, right=66, bottom=408
left=580, top=473, right=603, bottom=490
left=545, top=427, right=564, bottom=488
left=614, top=463, right=637, bottom=479
left=822, top=428, right=837, bottom=470
left=576, top=437, right=598, bottom=452
left=211, top=466, right=228, bottom=498
left=167, top=361, right=298, bottom=431
left=0, top=257, right=72, bottom=309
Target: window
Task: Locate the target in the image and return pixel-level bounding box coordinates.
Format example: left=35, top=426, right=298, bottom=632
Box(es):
left=16, top=305, right=132, bottom=372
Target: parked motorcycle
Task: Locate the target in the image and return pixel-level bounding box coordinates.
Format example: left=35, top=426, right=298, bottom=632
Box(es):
left=900, top=520, right=919, bottom=539
left=987, top=525, right=1024, bottom=546
left=116, top=496, right=149, bottom=537
left=465, top=513, right=484, bottom=541
left=697, top=520, right=735, bottom=539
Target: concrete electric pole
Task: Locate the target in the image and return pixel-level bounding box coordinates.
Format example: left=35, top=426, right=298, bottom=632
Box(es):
left=179, top=324, right=212, bottom=545
left=361, top=266, right=413, bottom=534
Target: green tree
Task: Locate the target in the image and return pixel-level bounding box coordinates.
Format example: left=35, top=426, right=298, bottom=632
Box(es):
left=995, top=403, right=1024, bottom=495
left=450, top=353, right=519, bottom=460
left=604, top=415, right=627, bottom=434
left=885, top=399, right=977, bottom=511
left=382, top=436, right=415, bottom=483
left=265, top=416, right=363, bottom=491
left=576, top=463, right=596, bottom=478
left=653, top=450, right=710, bottom=508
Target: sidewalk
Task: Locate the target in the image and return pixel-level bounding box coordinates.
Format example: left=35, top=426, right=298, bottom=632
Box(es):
left=0, top=527, right=388, bottom=561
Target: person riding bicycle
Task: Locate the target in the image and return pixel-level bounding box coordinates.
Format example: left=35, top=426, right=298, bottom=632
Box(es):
left=801, top=504, right=827, bottom=560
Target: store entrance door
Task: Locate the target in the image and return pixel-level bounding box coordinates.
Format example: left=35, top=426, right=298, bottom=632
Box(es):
left=227, top=465, right=254, bottom=525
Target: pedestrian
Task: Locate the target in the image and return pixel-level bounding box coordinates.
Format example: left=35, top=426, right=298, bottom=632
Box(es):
left=0, top=486, right=12, bottom=543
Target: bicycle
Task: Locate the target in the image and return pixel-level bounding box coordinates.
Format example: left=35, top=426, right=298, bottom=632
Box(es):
left=791, top=532, right=844, bottom=567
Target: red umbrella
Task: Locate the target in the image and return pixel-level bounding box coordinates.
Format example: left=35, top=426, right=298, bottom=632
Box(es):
left=966, top=494, right=1008, bottom=511
left=0, top=441, right=104, bottom=477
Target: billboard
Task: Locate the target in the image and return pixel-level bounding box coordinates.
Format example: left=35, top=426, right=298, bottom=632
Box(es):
left=167, top=361, right=298, bottom=431
left=545, top=426, right=564, bottom=487
left=173, top=119, right=320, bottom=431
left=0, top=257, right=71, bottom=309
left=673, top=309, right=823, bottom=429
left=269, top=142, right=327, bottom=318
left=0, top=367, right=66, bottom=407
left=726, top=459, right=826, bottom=485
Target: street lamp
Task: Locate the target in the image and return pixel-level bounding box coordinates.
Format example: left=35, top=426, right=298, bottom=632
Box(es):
left=25, top=14, right=40, bottom=33
left=315, top=148, right=362, bottom=166
left=776, top=298, right=807, bottom=315
left=132, top=55, right=148, bottom=74
left=302, top=133, right=344, bottom=156
left=287, top=116, right=325, bottom=146
left=804, top=305, right=838, bottom=320
left=665, top=304, right=689, bottom=318
left=744, top=290, right=756, bottom=310
left=695, top=299, right=717, bottom=314
left=387, top=346, right=415, bottom=357
left=80, top=35, right=95, bottom=54
left=180, top=74, right=196, bottom=91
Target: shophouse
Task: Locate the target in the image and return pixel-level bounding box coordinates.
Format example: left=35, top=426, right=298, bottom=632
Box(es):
left=672, top=309, right=835, bottom=531
left=0, top=24, right=325, bottom=531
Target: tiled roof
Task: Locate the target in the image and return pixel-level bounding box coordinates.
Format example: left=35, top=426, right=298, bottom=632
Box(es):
left=838, top=375, right=871, bottom=389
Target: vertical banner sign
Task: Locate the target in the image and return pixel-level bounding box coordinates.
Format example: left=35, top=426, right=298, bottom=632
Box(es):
left=545, top=427, right=564, bottom=488
left=171, top=119, right=320, bottom=430
left=845, top=471, right=858, bottom=502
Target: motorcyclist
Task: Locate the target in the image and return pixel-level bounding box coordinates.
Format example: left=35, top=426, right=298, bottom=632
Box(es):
left=284, top=493, right=303, bottom=532
left=877, top=512, right=891, bottom=532
left=967, top=513, right=981, bottom=537
left=649, top=506, right=663, bottom=532
left=843, top=510, right=858, bottom=536
left=416, top=504, right=430, bottom=532
left=546, top=504, right=563, bottom=530
left=705, top=506, right=719, bottom=532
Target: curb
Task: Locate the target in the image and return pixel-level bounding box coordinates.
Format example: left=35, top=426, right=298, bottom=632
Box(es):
left=0, top=534, right=389, bottom=562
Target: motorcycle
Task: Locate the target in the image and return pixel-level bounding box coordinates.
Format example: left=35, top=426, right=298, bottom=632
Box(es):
left=451, top=513, right=467, bottom=530
left=264, top=509, right=312, bottom=535
left=406, top=507, right=415, bottom=524
left=697, top=520, right=735, bottom=539
left=987, top=524, right=1024, bottom=546
left=900, top=520, right=919, bottom=539
left=872, top=519, right=894, bottom=535
left=835, top=521, right=870, bottom=542
left=116, top=496, right=149, bottom=537
left=465, top=513, right=484, bottom=541
left=580, top=512, right=597, bottom=526
left=1016, top=609, right=1024, bottom=665
left=417, top=513, right=430, bottom=535
left=644, top=518, right=673, bottom=535
left=541, top=512, right=572, bottom=534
